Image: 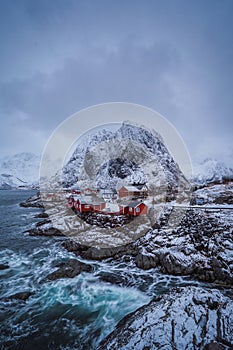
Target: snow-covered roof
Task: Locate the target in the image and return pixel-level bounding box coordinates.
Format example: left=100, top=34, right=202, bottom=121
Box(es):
left=101, top=189, right=117, bottom=194
left=92, top=200, right=106, bottom=205
left=121, top=185, right=141, bottom=192
left=78, top=199, right=88, bottom=204
left=120, top=202, right=130, bottom=207
left=128, top=200, right=144, bottom=208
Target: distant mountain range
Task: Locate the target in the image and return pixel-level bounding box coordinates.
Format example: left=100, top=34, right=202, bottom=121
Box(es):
left=0, top=152, right=40, bottom=189
left=191, top=158, right=233, bottom=185
left=0, top=143, right=232, bottom=191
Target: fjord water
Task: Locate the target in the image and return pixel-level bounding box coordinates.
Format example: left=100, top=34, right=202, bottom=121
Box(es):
left=0, top=190, right=202, bottom=349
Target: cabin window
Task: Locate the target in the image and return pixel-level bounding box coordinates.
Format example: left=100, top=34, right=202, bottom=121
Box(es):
left=129, top=208, right=132, bottom=211
left=84, top=205, right=89, bottom=208
left=136, top=208, right=140, bottom=213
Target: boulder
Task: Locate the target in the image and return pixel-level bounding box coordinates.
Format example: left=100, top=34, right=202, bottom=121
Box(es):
left=159, top=250, right=196, bottom=275
left=7, top=291, right=34, bottom=301
left=62, top=240, right=137, bottom=261
left=34, top=212, right=49, bottom=218
left=28, top=227, right=65, bottom=237
left=0, top=263, right=9, bottom=270
left=46, top=259, right=93, bottom=280
left=135, top=252, right=159, bottom=270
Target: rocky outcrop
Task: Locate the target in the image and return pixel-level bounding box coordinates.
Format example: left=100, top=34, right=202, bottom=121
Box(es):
left=134, top=208, right=233, bottom=286
left=62, top=207, right=233, bottom=286
left=28, top=227, right=65, bottom=237
left=98, top=286, right=233, bottom=350
left=62, top=240, right=138, bottom=260
left=35, top=219, right=51, bottom=227
left=45, top=259, right=93, bottom=280
left=6, top=291, right=34, bottom=301
left=19, top=192, right=43, bottom=208
left=34, top=212, right=49, bottom=218
left=0, top=263, right=9, bottom=270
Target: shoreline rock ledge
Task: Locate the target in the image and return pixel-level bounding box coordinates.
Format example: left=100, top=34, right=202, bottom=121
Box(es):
left=62, top=208, right=233, bottom=287
left=98, top=286, right=233, bottom=350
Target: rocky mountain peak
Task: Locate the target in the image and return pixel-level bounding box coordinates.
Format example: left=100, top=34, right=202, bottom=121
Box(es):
left=62, top=121, right=187, bottom=195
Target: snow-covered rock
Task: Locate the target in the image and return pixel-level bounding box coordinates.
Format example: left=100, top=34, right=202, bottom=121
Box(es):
left=98, top=286, right=233, bottom=350
left=0, top=152, right=40, bottom=189
left=62, top=197, right=233, bottom=286
left=134, top=206, right=233, bottom=285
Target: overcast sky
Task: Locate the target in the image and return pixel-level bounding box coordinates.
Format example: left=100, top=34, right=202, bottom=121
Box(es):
left=0, top=0, right=232, bottom=166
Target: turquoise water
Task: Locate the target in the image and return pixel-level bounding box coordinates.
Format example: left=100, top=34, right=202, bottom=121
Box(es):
left=0, top=190, right=205, bottom=349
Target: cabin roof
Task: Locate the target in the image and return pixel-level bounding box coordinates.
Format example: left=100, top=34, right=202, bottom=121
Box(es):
left=128, top=200, right=144, bottom=208
left=78, top=199, right=88, bottom=204
left=120, top=202, right=130, bottom=207
left=101, top=188, right=117, bottom=194
left=121, top=185, right=141, bottom=192
left=92, top=200, right=105, bottom=205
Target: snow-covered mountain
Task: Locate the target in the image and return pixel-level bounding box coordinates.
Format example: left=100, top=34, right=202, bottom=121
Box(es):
left=0, top=152, right=40, bottom=189
left=62, top=122, right=189, bottom=197
left=191, top=158, right=233, bottom=185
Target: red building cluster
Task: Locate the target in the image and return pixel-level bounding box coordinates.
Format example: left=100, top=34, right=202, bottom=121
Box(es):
left=67, top=195, right=148, bottom=216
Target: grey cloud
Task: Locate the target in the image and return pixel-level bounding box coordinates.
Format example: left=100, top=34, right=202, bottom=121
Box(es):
left=0, top=41, right=180, bottom=129
left=0, top=0, right=232, bottom=164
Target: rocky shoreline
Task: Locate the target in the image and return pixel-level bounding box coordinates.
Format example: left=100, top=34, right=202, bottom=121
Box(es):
left=20, top=185, right=233, bottom=348
left=22, top=190, right=233, bottom=286
left=44, top=207, right=233, bottom=288
left=19, top=192, right=44, bottom=208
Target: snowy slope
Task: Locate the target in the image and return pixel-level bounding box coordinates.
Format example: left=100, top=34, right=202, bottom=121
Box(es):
left=0, top=153, right=40, bottom=189
left=192, top=158, right=233, bottom=185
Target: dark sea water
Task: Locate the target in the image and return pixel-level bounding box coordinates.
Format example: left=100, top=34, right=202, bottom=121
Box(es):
left=0, top=190, right=207, bottom=350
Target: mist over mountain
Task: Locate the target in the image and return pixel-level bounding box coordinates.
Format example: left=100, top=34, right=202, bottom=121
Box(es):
left=0, top=152, right=40, bottom=189
left=191, top=158, right=233, bottom=185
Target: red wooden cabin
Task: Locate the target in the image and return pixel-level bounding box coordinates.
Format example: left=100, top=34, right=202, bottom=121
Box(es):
left=128, top=201, right=148, bottom=216
left=119, top=201, right=148, bottom=216
left=118, top=186, right=139, bottom=198
left=118, top=185, right=148, bottom=198
left=75, top=199, right=93, bottom=213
